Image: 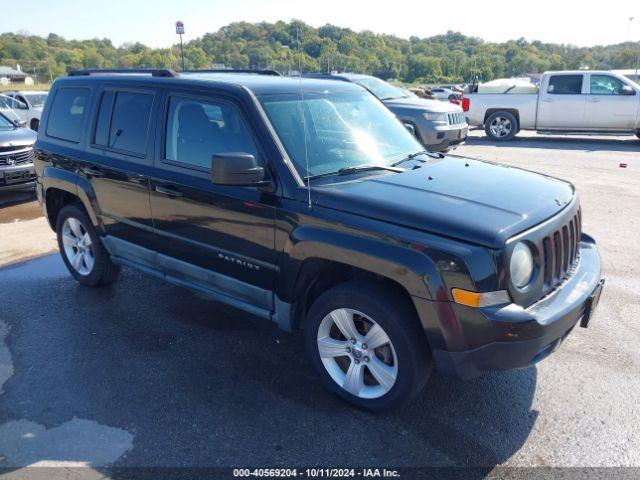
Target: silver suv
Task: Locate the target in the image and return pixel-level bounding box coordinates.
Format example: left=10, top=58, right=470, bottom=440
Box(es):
left=0, top=112, right=36, bottom=191
left=304, top=73, right=468, bottom=152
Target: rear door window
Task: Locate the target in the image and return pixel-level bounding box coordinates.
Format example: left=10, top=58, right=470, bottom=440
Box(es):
left=94, top=90, right=153, bottom=156
left=547, top=75, right=583, bottom=95
left=46, top=88, right=90, bottom=142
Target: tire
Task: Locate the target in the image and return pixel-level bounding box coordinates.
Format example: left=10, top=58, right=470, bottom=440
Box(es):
left=56, top=204, right=120, bottom=287
left=636, top=131, right=640, bottom=140
left=30, top=118, right=39, bottom=132
left=485, top=111, right=519, bottom=141
left=304, top=280, right=432, bottom=412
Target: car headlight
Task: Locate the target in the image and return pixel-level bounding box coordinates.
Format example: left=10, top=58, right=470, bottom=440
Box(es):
left=510, top=242, right=534, bottom=288
left=423, top=112, right=448, bottom=122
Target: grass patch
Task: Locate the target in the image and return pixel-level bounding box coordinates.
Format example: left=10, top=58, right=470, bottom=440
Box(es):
left=0, top=83, right=51, bottom=92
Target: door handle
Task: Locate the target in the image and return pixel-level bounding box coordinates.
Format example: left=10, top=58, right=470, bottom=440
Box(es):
left=541, top=98, right=553, bottom=103
left=588, top=97, right=600, bottom=103
left=155, top=185, right=183, bottom=197
left=82, top=166, right=103, bottom=177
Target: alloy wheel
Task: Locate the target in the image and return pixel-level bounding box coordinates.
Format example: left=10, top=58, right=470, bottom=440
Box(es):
left=61, top=217, right=95, bottom=276
left=490, top=116, right=512, bottom=137
left=317, top=308, right=398, bottom=399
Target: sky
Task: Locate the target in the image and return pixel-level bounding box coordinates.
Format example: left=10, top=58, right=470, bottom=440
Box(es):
left=1, top=0, right=639, bottom=48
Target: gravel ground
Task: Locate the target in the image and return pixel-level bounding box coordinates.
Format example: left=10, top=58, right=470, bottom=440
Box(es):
left=0, top=131, right=638, bottom=478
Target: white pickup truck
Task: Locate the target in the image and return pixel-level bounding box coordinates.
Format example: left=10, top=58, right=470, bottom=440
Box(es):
left=463, top=70, right=640, bottom=141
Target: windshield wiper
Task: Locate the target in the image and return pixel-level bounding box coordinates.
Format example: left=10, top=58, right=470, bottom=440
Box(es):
left=307, top=164, right=404, bottom=181
left=391, top=150, right=442, bottom=167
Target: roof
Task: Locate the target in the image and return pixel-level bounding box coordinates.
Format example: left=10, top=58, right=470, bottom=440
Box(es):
left=57, top=71, right=364, bottom=95
left=0, top=67, right=27, bottom=78
left=302, top=72, right=371, bottom=82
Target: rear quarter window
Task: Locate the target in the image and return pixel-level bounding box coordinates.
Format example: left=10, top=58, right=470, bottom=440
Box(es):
left=45, top=88, right=90, bottom=143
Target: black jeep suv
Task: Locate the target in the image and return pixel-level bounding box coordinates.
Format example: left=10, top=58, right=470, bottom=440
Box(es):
left=34, top=69, right=604, bottom=411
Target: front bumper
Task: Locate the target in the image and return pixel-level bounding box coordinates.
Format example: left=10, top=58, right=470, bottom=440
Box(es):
left=433, top=235, right=603, bottom=379
left=0, top=163, right=36, bottom=191
left=421, top=124, right=468, bottom=152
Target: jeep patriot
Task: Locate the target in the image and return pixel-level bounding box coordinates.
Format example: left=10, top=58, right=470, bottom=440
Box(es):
left=34, top=69, right=604, bottom=411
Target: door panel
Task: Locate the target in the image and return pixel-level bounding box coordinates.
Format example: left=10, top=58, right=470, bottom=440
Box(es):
left=83, top=87, right=156, bottom=247
left=584, top=74, right=640, bottom=130
left=148, top=93, right=276, bottom=304
left=537, top=74, right=586, bottom=129
left=149, top=175, right=276, bottom=297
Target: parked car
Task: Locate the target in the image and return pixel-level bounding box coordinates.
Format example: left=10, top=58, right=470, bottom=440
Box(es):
left=2, top=90, right=48, bottom=131
left=303, top=73, right=467, bottom=152
left=0, top=94, right=24, bottom=125
left=463, top=70, right=640, bottom=141
left=428, top=87, right=462, bottom=102
left=0, top=111, right=37, bottom=191
left=35, top=69, right=604, bottom=412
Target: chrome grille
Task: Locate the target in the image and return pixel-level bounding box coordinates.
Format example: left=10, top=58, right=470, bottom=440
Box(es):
left=0, top=148, right=33, bottom=166
left=447, top=112, right=466, bottom=125
left=541, top=208, right=581, bottom=294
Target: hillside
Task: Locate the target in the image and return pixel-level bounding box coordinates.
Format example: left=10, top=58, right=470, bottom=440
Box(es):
left=1, top=20, right=639, bottom=84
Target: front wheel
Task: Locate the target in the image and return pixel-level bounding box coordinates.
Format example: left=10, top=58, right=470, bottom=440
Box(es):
left=56, top=204, right=120, bottom=286
left=485, top=111, right=519, bottom=141
left=304, top=281, right=432, bottom=412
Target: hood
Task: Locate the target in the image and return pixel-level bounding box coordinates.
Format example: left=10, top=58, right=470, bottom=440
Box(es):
left=312, top=156, right=574, bottom=248
left=384, top=96, right=462, bottom=113
left=0, top=126, right=37, bottom=147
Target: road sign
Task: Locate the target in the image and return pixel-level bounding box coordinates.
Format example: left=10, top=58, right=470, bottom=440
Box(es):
left=175, top=21, right=185, bottom=35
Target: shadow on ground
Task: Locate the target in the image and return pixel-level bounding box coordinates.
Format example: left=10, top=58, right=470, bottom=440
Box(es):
left=465, top=134, right=639, bottom=153
left=0, top=254, right=538, bottom=473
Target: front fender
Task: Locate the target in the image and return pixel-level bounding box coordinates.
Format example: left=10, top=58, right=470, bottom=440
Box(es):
left=280, top=226, right=445, bottom=301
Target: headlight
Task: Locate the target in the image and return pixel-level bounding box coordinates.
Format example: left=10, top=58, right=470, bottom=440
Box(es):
left=510, top=242, right=534, bottom=288
left=423, top=112, right=448, bottom=122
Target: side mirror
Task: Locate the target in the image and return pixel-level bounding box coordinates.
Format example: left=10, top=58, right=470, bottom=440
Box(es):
left=621, top=85, right=635, bottom=96
left=403, top=122, right=416, bottom=136
left=547, top=84, right=555, bottom=93
left=211, top=152, right=270, bottom=186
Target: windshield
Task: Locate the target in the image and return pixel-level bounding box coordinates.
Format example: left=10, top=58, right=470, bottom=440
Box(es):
left=23, top=93, right=48, bottom=107
left=351, top=77, right=408, bottom=101
left=260, top=90, right=423, bottom=179
left=0, top=113, right=14, bottom=130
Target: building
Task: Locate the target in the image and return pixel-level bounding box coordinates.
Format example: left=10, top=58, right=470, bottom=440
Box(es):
left=0, top=66, right=34, bottom=85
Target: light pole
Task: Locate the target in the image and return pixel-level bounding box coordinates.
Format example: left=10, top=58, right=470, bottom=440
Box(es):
left=176, top=21, right=185, bottom=71
left=626, top=17, right=634, bottom=43
left=281, top=45, right=291, bottom=75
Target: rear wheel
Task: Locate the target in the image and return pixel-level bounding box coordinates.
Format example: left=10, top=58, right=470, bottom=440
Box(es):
left=304, top=281, right=431, bottom=412
left=56, top=204, right=120, bottom=287
left=485, top=111, right=518, bottom=141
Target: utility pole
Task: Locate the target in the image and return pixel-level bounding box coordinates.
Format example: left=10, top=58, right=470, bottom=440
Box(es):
left=176, top=21, right=185, bottom=70
left=626, top=17, right=634, bottom=43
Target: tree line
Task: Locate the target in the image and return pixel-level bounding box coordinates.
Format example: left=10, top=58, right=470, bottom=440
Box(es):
left=1, top=20, right=639, bottom=84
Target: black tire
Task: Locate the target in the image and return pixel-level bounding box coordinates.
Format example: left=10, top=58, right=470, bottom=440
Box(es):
left=30, top=118, right=39, bottom=132
left=484, top=111, right=519, bottom=141
left=636, top=131, right=640, bottom=140
left=56, top=204, right=120, bottom=287
left=304, top=280, right=432, bottom=412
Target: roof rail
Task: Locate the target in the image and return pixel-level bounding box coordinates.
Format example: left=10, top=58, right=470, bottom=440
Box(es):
left=68, top=69, right=179, bottom=78
left=182, top=69, right=282, bottom=76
